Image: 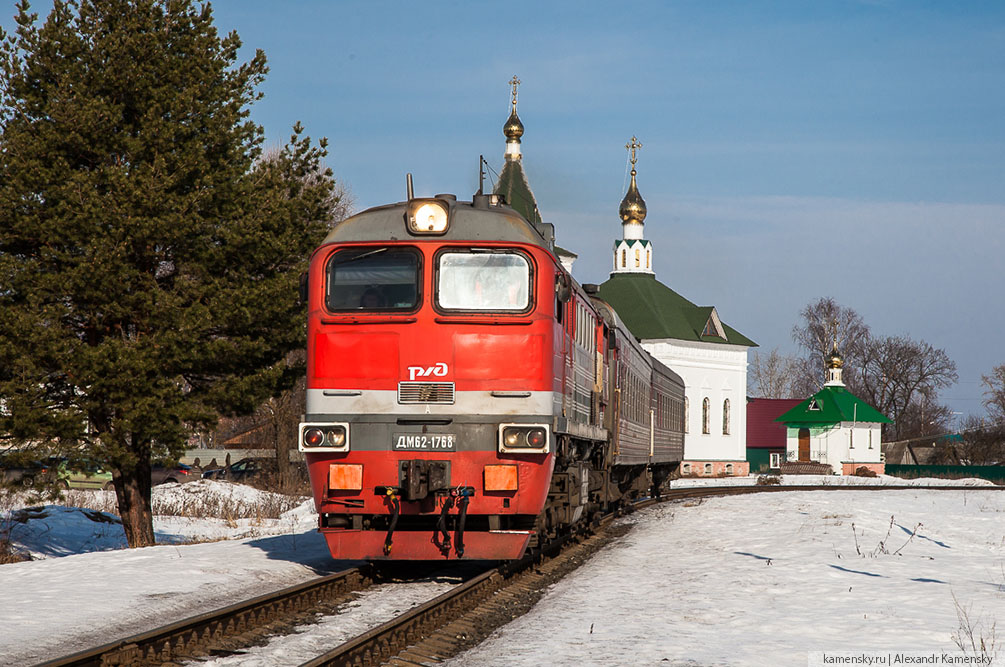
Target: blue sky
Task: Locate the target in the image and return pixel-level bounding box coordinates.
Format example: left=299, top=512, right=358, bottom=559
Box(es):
left=7, top=1, right=1004, bottom=418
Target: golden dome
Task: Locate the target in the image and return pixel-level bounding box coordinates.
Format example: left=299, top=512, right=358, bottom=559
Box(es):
left=619, top=169, right=647, bottom=223
left=503, top=109, right=524, bottom=141
left=827, top=346, right=844, bottom=369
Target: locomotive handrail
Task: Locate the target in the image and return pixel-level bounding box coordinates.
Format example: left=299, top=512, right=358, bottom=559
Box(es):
left=319, top=316, right=418, bottom=325
left=433, top=316, right=533, bottom=325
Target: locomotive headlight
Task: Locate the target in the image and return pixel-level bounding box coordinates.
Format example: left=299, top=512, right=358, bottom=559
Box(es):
left=326, top=426, right=346, bottom=447
left=299, top=422, right=350, bottom=453
left=304, top=428, right=325, bottom=447
left=406, top=200, right=449, bottom=234
left=498, top=424, right=550, bottom=454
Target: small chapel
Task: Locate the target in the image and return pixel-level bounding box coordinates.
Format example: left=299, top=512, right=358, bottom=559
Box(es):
left=594, top=140, right=756, bottom=477
left=775, top=343, right=890, bottom=475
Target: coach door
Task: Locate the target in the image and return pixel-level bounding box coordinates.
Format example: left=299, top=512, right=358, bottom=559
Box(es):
left=798, top=428, right=810, bottom=461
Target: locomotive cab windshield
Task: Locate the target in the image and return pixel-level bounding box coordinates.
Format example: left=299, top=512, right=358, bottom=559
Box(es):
left=435, top=249, right=532, bottom=312
left=326, top=246, right=421, bottom=311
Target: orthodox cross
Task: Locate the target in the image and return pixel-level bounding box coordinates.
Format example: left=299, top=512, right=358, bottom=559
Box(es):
left=626, top=136, right=642, bottom=171
left=509, top=75, right=521, bottom=110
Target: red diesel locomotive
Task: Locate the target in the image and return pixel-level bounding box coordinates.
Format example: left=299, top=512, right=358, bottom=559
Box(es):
left=298, top=185, right=684, bottom=560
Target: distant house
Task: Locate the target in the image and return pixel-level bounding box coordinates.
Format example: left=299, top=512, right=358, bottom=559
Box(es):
left=776, top=345, right=890, bottom=475
left=746, top=398, right=802, bottom=473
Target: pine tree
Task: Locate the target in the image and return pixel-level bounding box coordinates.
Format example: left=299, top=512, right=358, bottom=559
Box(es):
left=0, top=0, right=335, bottom=546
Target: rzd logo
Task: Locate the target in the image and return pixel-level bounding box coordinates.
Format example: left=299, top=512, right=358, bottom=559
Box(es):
left=408, top=362, right=448, bottom=381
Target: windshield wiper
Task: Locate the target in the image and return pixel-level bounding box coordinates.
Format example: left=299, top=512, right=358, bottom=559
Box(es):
left=340, top=248, right=389, bottom=264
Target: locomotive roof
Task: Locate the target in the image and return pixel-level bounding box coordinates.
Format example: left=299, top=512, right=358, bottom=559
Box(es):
left=321, top=197, right=556, bottom=250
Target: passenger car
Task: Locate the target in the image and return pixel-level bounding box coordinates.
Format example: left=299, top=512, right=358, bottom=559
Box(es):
left=0, top=453, right=45, bottom=488
left=150, top=463, right=201, bottom=485
left=47, top=458, right=114, bottom=490
left=201, top=458, right=271, bottom=483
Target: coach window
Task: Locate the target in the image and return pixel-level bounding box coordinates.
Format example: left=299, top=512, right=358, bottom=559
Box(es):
left=326, top=247, right=420, bottom=312
left=436, top=250, right=531, bottom=312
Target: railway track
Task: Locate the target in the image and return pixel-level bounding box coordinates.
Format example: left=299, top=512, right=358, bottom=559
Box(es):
left=39, top=483, right=1003, bottom=667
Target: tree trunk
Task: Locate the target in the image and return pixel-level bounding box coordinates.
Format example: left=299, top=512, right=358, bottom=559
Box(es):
left=275, top=416, right=290, bottom=487
left=114, top=448, right=155, bottom=548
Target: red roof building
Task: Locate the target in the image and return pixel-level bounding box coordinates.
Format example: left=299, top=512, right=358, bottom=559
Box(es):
left=746, top=398, right=802, bottom=473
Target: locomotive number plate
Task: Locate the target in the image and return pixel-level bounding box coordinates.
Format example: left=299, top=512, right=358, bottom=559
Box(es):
left=393, top=434, right=457, bottom=451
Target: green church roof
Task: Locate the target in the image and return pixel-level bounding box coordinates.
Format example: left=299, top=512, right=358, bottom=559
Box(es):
left=594, top=273, right=756, bottom=346
left=775, top=385, right=891, bottom=426
left=494, top=159, right=542, bottom=225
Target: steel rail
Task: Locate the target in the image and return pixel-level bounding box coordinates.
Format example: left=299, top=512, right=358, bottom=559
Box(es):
left=37, top=566, right=375, bottom=667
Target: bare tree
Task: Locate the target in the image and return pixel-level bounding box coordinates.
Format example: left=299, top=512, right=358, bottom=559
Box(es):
left=749, top=348, right=801, bottom=398
left=931, top=415, right=1005, bottom=465
left=856, top=336, right=958, bottom=440
left=894, top=398, right=954, bottom=441
left=982, top=363, right=1005, bottom=422
left=791, top=297, right=871, bottom=388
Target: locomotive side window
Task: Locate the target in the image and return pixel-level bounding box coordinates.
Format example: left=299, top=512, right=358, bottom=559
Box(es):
left=325, top=247, right=420, bottom=312
left=436, top=250, right=531, bottom=311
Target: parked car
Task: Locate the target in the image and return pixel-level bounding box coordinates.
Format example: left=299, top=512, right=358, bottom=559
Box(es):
left=43, top=457, right=114, bottom=490
left=201, top=457, right=273, bottom=483
left=150, top=462, right=202, bottom=485
left=0, top=453, right=45, bottom=488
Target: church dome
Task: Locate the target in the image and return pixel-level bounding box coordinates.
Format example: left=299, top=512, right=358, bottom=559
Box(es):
left=619, top=170, right=647, bottom=224
left=503, top=109, right=524, bottom=141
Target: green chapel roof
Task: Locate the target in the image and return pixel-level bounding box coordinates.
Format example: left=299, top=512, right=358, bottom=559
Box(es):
left=594, top=272, right=756, bottom=346
left=775, top=385, right=891, bottom=426
left=493, top=159, right=542, bottom=225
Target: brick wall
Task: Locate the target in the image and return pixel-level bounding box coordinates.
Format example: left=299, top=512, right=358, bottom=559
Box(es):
left=841, top=462, right=885, bottom=476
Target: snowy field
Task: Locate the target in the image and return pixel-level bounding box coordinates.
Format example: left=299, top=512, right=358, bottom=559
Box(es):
left=1, top=478, right=1003, bottom=666
left=449, top=487, right=1005, bottom=667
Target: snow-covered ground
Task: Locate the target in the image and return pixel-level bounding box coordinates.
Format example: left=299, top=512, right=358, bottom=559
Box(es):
left=449, top=486, right=1005, bottom=667
left=2, top=477, right=1003, bottom=666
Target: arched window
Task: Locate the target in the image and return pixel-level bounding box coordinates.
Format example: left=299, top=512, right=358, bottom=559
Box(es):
left=646, top=249, right=651, bottom=269
left=725, top=463, right=734, bottom=475
left=702, top=398, right=710, bottom=434
left=722, top=399, right=730, bottom=435
left=704, top=463, right=712, bottom=475
left=634, top=248, right=640, bottom=267
left=621, top=248, right=626, bottom=267
left=684, top=397, right=689, bottom=433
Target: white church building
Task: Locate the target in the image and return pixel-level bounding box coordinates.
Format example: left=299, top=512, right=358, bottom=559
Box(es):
left=594, top=139, right=756, bottom=477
